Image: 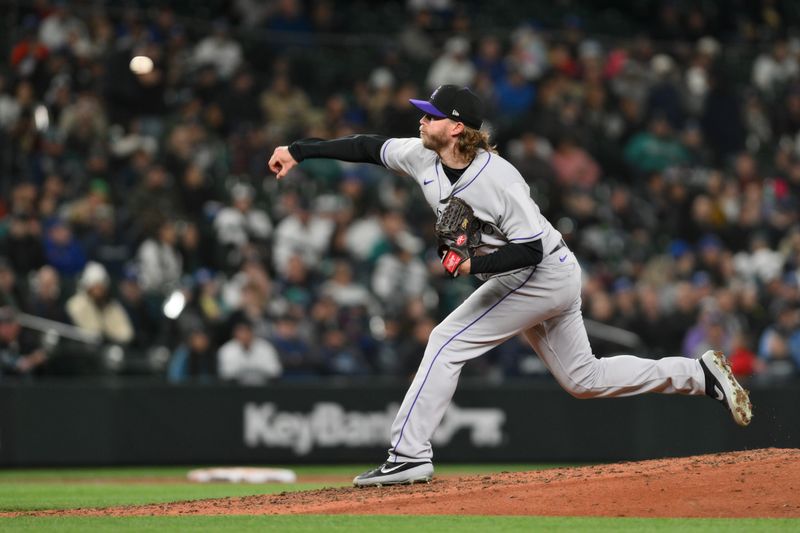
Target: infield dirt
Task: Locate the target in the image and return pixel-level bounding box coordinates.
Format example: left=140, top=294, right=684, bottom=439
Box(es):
left=8, top=448, right=800, bottom=518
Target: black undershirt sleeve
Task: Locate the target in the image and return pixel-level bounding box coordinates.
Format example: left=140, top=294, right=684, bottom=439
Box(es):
left=288, top=135, right=389, bottom=165
left=469, top=240, right=544, bottom=274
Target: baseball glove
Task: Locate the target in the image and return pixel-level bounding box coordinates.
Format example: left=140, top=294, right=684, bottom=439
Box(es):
left=435, top=197, right=482, bottom=277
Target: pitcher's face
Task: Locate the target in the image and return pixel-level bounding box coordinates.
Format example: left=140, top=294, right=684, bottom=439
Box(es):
left=420, top=114, right=451, bottom=151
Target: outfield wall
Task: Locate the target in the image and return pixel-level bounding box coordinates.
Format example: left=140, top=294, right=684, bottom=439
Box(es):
left=0, top=379, right=797, bottom=466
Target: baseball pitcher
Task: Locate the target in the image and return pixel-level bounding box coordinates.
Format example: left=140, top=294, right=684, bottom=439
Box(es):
left=268, top=84, right=752, bottom=487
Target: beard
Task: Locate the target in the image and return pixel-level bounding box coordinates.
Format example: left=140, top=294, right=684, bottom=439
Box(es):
left=421, top=129, right=447, bottom=152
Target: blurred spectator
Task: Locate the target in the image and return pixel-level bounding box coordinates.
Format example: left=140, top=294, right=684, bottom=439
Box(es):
left=685, top=38, right=719, bottom=115
left=379, top=81, right=424, bottom=138
left=733, top=232, right=784, bottom=284
left=219, top=69, right=261, bottom=132
left=136, top=219, right=183, bottom=296
left=633, top=284, right=672, bottom=355
left=10, top=19, right=49, bottom=88
left=43, top=219, right=87, bottom=279
left=62, top=179, right=113, bottom=234
left=426, top=36, right=476, bottom=91
left=66, top=262, right=133, bottom=344
left=24, top=265, right=69, bottom=324
left=320, top=260, right=376, bottom=311
left=226, top=280, right=272, bottom=340
left=129, top=164, right=180, bottom=240
left=193, top=268, right=226, bottom=325
left=752, top=38, right=799, bottom=97
left=757, top=302, right=800, bottom=376
left=585, top=290, right=622, bottom=356
left=38, top=1, right=89, bottom=53
left=190, top=64, right=223, bottom=106
left=550, top=134, right=600, bottom=190
left=0, top=306, right=48, bottom=378
left=612, top=278, right=638, bottom=331
left=192, top=18, right=242, bottom=79
left=742, top=89, right=772, bottom=149
left=177, top=220, right=212, bottom=274
left=506, top=132, right=557, bottom=188
left=273, top=197, right=334, bottom=276
left=4, top=211, right=46, bottom=275
left=372, top=238, right=428, bottom=312
left=59, top=92, right=107, bottom=158
left=664, top=281, right=699, bottom=353
left=175, top=163, right=215, bottom=222
left=214, top=183, right=272, bottom=268
left=773, top=85, right=800, bottom=140
left=493, top=66, right=535, bottom=127
left=645, top=54, right=684, bottom=130
left=168, top=328, right=216, bottom=383
left=260, top=70, right=315, bottom=140
left=373, top=315, right=404, bottom=375
left=396, top=315, right=437, bottom=378
left=217, top=318, right=282, bottom=385
left=398, top=9, right=436, bottom=62
left=264, top=0, right=313, bottom=41
left=232, top=0, right=271, bottom=29
left=0, top=259, right=24, bottom=309
left=623, top=114, right=689, bottom=175
left=474, top=34, right=506, bottom=85
left=683, top=304, right=734, bottom=358
left=701, top=68, right=746, bottom=164
left=364, top=67, right=395, bottom=127
left=728, top=332, right=760, bottom=378
left=83, top=204, right=130, bottom=279
left=271, top=314, right=316, bottom=377
left=506, top=24, right=549, bottom=81
left=0, top=74, right=20, bottom=130
left=319, top=326, right=370, bottom=375
left=118, top=266, right=161, bottom=352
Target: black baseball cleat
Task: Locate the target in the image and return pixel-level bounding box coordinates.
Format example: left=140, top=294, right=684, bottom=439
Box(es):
left=699, top=350, right=753, bottom=427
left=352, top=461, right=434, bottom=487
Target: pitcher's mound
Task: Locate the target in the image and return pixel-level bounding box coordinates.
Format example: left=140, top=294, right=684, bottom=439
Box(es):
left=22, top=448, right=800, bottom=518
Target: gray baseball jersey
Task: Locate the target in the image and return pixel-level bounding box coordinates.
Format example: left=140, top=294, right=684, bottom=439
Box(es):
left=381, top=138, right=562, bottom=272
left=379, top=138, right=707, bottom=462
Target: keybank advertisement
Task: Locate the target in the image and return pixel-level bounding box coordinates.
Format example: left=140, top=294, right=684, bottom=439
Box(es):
left=4, top=382, right=788, bottom=465
left=244, top=402, right=506, bottom=455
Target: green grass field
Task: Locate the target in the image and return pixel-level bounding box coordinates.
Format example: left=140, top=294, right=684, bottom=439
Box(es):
left=0, top=465, right=796, bottom=532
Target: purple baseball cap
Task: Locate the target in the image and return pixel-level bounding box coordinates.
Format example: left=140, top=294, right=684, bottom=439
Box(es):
left=409, top=84, right=484, bottom=130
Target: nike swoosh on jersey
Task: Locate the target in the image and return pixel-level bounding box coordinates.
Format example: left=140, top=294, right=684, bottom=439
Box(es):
left=380, top=463, right=408, bottom=474
left=423, top=179, right=434, bottom=185
left=559, top=254, right=568, bottom=262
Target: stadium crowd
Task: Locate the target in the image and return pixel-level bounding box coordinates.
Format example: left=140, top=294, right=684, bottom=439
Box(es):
left=0, top=0, right=799, bottom=384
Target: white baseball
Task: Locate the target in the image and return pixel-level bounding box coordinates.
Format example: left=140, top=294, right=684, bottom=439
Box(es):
left=129, top=55, right=154, bottom=75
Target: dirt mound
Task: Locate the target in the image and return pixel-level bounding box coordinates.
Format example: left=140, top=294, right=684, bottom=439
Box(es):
left=10, top=448, right=800, bottom=518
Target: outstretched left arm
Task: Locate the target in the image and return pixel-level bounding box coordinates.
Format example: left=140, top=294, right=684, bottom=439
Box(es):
left=289, top=134, right=388, bottom=164
left=269, top=135, right=389, bottom=179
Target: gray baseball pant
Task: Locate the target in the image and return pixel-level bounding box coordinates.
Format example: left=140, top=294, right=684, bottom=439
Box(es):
left=388, top=250, right=706, bottom=462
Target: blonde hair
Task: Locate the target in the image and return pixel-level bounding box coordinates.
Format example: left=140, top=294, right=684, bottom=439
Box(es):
left=457, top=127, right=497, bottom=161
